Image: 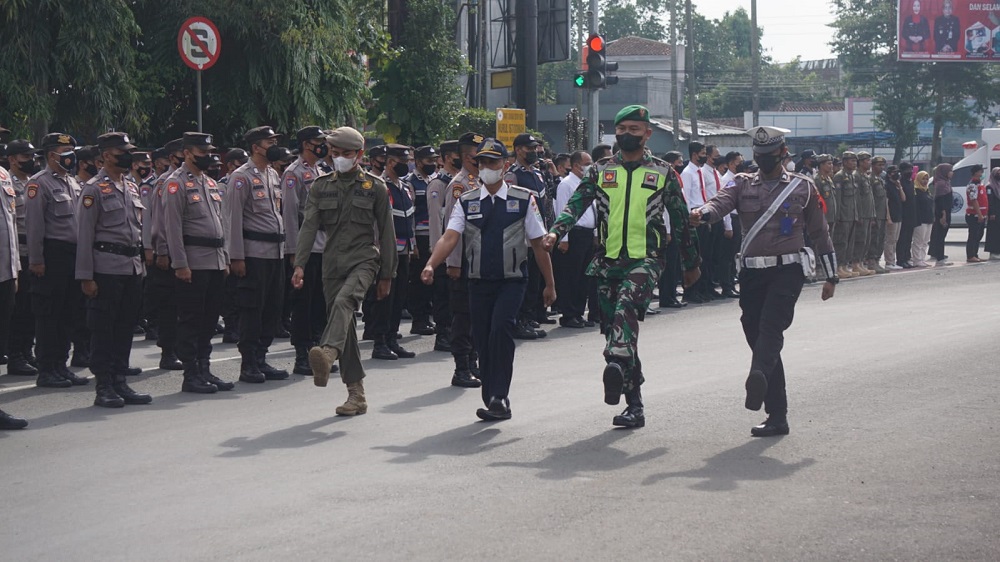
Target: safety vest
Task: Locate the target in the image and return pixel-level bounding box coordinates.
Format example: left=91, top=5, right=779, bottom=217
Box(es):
left=461, top=185, right=532, bottom=280
left=596, top=161, right=667, bottom=260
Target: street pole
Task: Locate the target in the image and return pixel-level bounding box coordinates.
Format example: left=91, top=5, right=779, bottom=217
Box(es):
left=751, top=0, right=760, bottom=127
left=588, top=0, right=599, bottom=149
left=518, top=0, right=538, bottom=130
left=196, top=70, right=203, bottom=132
left=685, top=0, right=698, bottom=140
left=670, top=0, right=680, bottom=151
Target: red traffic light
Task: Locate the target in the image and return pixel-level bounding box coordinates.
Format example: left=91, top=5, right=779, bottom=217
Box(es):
left=588, top=34, right=605, bottom=53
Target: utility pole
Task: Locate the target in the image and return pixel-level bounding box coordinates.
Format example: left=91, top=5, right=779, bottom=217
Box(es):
left=468, top=0, right=479, bottom=107
left=516, top=0, right=538, bottom=129
left=684, top=0, right=698, bottom=140
left=588, top=0, right=599, bottom=149
left=670, top=0, right=680, bottom=151
left=751, top=0, right=760, bottom=127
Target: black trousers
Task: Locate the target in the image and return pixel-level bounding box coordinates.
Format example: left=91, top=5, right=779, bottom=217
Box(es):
left=686, top=223, right=715, bottom=298
left=87, top=273, right=142, bottom=377
left=710, top=221, right=730, bottom=288
left=897, top=218, right=915, bottom=265
left=222, top=272, right=239, bottom=332
left=518, top=253, right=543, bottom=321
left=368, top=254, right=409, bottom=339
left=175, top=269, right=225, bottom=364
left=986, top=194, right=1000, bottom=254
left=738, top=264, right=804, bottom=418
left=290, top=253, right=326, bottom=347
left=720, top=215, right=741, bottom=291
left=929, top=194, right=952, bottom=260
left=553, top=227, right=593, bottom=319
left=9, top=255, right=34, bottom=354
left=966, top=215, right=986, bottom=258
left=0, top=278, right=14, bottom=358
left=408, top=235, right=433, bottom=323
left=143, top=261, right=178, bottom=351
left=31, top=240, right=81, bottom=368
left=659, top=236, right=681, bottom=306
left=449, top=276, right=474, bottom=358
left=431, top=264, right=451, bottom=333
left=282, top=259, right=294, bottom=323
left=237, top=257, right=284, bottom=356
left=469, top=278, right=526, bottom=407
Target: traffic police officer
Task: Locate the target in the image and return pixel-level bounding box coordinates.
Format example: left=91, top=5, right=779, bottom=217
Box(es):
left=544, top=105, right=700, bottom=429
left=833, top=151, right=859, bottom=279
left=423, top=138, right=555, bottom=421
left=282, top=126, right=329, bottom=376
left=852, top=152, right=876, bottom=276
left=0, top=159, right=28, bottom=429
left=691, top=125, right=839, bottom=437
left=506, top=133, right=549, bottom=339
left=292, top=126, right=396, bottom=416
left=228, top=126, right=289, bottom=384
left=405, top=145, right=439, bottom=336
left=5, top=140, right=41, bottom=376
left=162, top=132, right=235, bottom=394
left=424, top=140, right=459, bottom=353
left=25, top=133, right=90, bottom=388
left=76, top=132, right=151, bottom=407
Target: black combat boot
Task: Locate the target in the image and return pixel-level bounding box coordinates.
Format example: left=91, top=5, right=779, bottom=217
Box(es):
left=35, top=363, right=72, bottom=388
left=602, top=361, right=625, bottom=405
left=293, top=345, right=312, bottom=375
left=7, top=352, right=37, bottom=376
left=372, top=336, right=398, bottom=360
left=387, top=336, right=415, bottom=359
left=257, top=349, right=289, bottom=380
left=433, top=330, right=452, bottom=352
left=451, top=355, right=481, bottom=388
left=612, top=387, right=645, bottom=428
left=751, top=415, right=789, bottom=437
left=159, top=349, right=184, bottom=370
left=0, top=408, right=28, bottom=430
left=199, top=359, right=234, bottom=391
left=94, top=375, right=126, bottom=408
left=57, top=364, right=90, bottom=386
left=70, top=347, right=91, bottom=368
left=182, top=362, right=218, bottom=393
left=238, top=354, right=266, bottom=384
left=468, top=353, right=481, bottom=378
left=112, top=374, right=153, bottom=405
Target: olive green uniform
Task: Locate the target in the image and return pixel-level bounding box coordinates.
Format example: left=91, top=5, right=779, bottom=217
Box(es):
left=832, top=170, right=857, bottom=264
left=868, top=173, right=888, bottom=263
left=815, top=174, right=837, bottom=237
left=852, top=170, right=875, bottom=263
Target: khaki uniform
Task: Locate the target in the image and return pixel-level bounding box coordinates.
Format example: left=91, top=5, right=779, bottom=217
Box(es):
left=832, top=169, right=857, bottom=263
left=815, top=174, right=837, bottom=237
left=0, top=169, right=19, bottom=283
left=294, top=168, right=395, bottom=383
left=868, top=173, right=888, bottom=263
left=444, top=168, right=479, bottom=268
left=852, top=171, right=875, bottom=262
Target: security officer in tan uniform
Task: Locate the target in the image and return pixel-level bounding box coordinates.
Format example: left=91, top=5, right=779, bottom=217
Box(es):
left=692, top=126, right=838, bottom=437
left=424, top=140, right=459, bottom=353
left=228, top=126, right=289, bottom=384
left=5, top=140, right=41, bottom=377
left=852, top=152, right=876, bottom=276
left=866, top=156, right=889, bottom=273
left=163, top=132, right=235, bottom=394
left=25, top=133, right=89, bottom=388
left=292, top=127, right=396, bottom=416
left=0, top=160, right=29, bottom=429
left=76, top=132, right=150, bottom=408
left=833, top=151, right=860, bottom=279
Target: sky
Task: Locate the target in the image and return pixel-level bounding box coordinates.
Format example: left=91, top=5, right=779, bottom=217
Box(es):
left=694, top=0, right=838, bottom=62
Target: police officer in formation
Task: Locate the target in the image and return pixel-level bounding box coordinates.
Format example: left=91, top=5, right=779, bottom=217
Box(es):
left=405, top=145, right=440, bottom=338
left=5, top=140, right=41, bottom=377
left=506, top=133, right=550, bottom=340
left=0, top=155, right=28, bottom=429
left=423, top=140, right=459, bottom=354
left=691, top=125, right=838, bottom=437
left=833, top=151, right=861, bottom=279
left=145, top=138, right=185, bottom=368
left=852, top=152, right=876, bottom=276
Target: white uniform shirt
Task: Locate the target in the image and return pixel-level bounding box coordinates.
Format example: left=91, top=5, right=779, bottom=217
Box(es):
left=703, top=163, right=732, bottom=231
left=554, top=172, right=596, bottom=242
left=446, top=182, right=547, bottom=242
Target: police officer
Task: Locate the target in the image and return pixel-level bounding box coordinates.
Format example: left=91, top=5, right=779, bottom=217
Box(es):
left=833, top=151, right=859, bottom=279
left=867, top=156, right=889, bottom=273
left=0, top=160, right=28, bottom=429
left=405, top=145, right=440, bottom=336
left=281, top=126, right=329, bottom=375
left=75, top=145, right=101, bottom=185
left=506, top=133, right=549, bottom=339
left=292, top=127, right=396, bottom=416
left=423, top=138, right=555, bottom=421
left=25, top=133, right=89, bottom=388
left=691, top=125, right=839, bottom=437
left=76, top=132, right=151, bottom=407
left=228, top=126, right=289, bottom=383
left=163, top=132, right=235, bottom=394
left=424, top=140, right=459, bottom=353
left=219, top=147, right=249, bottom=343
left=367, top=145, right=387, bottom=177
left=852, top=152, right=876, bottom=276
left=544, top=105, right=700, bottom=429
left=5, top=140, right=41, bottom=376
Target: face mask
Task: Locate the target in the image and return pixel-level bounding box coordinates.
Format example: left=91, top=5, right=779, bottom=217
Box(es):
left=84, top=163, right=99, bottom=176
left=170, top=155, right=184, bottom=169
left=17, top=160, right=39, bottom=175
left=266, top=145, right=287, bottom=163
left=206, top=168, right=222, bottom=181
left=697, top=155, right=709, bottom=166
left=754, top=152, right=783, bottom=174
left=579, top=165, right=592, bottom=178
left=615, top=133, right=643, bottom=152
left=392, top=162, right=410, bottom=177
left=113, top=152, right=134, bottom=170
left=57, top=151, right=77, bottom=172
left=524, top=151, right=539, bottom=165
left=334, top=156, right=357, bottom=173
left=192, top=154, right=215, bottom=171
left=311, top=143, right=329, bottom=159
left=136, top=166, right=152, bottom=179
left=785, top=161, right=795, bottom=172
left=451, top=158, right=462, bottom=169
left=478, top=166, right=503, bottom=185
left=420, top=164, right=437, bottom=177
left=372, top=159, right=386, bottom=171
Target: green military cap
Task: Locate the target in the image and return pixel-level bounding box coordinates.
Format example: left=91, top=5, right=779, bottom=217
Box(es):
left=840, top=151, right=857, bottom=161
left=872, top=156, right=886, bottom=164
left=815, top=153, right=833, bottom=164
left=856, top=151, right=872, bottom=161
left=614, top=104, right=650, bottom=125
left=327, top=126, right=365, bottom=151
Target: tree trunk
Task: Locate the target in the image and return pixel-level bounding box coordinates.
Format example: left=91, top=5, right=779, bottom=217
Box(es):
left=930, top=82, right=944, bottom=166
left=893, top=144, right=905, bottom=165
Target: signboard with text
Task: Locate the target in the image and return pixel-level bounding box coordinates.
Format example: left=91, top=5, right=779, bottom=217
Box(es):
left=898, top=0, right=1000, bottom=61
left=496, top=108, right=526, bottom=149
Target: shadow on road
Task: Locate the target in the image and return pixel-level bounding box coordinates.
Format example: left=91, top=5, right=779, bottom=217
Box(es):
left=218, top=417, right=347, bottom=457
left=489, top=430, right=668, bottom=480
left=642, top=437, right=815, bottom=491
left=380, top=386, right=465, bottom=414
left=373, top=424, right=520, bottom=463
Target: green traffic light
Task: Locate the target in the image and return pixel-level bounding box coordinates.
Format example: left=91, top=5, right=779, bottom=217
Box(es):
left=574, top=73, right=586, bottom=88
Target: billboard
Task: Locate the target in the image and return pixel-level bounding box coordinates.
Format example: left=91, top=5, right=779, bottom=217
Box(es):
left=897, top=0, right=1000, bottom=61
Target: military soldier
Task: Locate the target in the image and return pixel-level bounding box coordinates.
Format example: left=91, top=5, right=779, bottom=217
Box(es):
left=405, top=145, right=440, bottom=337
left=0, top=160, right=28, bottom=429
left=162, top=132, right=235, bottom=394
left=228, top=126, right=289, bottom=383
left=292, top=127, right=396, bottom=416
left=867, top=156, right=889, bottom=273
left=506, top=133, right=550, bottom=339
left=692, top=125, right=838, bottom=437
left=76, top=132, right=151, bottom=408
left=543, top=105, right=701, bottom=429
left=5, top=140, right=41, bottom=377
left=424, top=140, right=459, bottom=353
left=282, top=126, right=329, bottom=376
left=852, top=152, right=876, bottom=276
left=25, top=133, right=90, bottom=388
left=423, top=138, right=555, bottom=421
left=833, top=151, right=859, bottom=279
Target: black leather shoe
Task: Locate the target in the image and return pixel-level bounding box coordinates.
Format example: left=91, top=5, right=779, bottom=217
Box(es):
left=222, top=331, right=239, bottom=344
left=36, top=369, right=72, bottom=388
left=293, top=347, right=312, bottom=375
left=7, top=354, right=37, bottom=376
left=660, top=300, right=686, bottom=309
left=433, top=335, right=452, bottom=352
left=94, top=385, right=126, bottom=408
left=409, top=322, right=435, bottom=336
left=372, top=343, right=398, bottom=360
left=476, top=396, right=511, bottom=421
left=612, top=405, right=645, bottom=428
left=388, top=338, right=415, bottom=359
left=0, top=409, right=28, bottom=430
left=559, top=317, right=586, bottom=328
left=144, top=326, right=159, bottom=341
left=706, top=290, right=724, bottom=300
left=513, top=323, right=541, bottom=340
left=536, top=316, right=557, bottom=325
left=133, top=324, right=145, bottom=335
left=237, top=359, right=265, bottom=384
left=683, top=294, right=706, bottom=304
left=125, top=367, right=143, bottom=377
left=745, top=369, right=767, bottom=411
left=200, top=360, right=235, bottom=391
left=57, top=365, right=90, bottom=386
left=70, top=351, right=90, bottom=368
left=645, top=307, right=661, bottom=315
left=603, top=362, right=624, bottom=405
left=583, top=319, right=596, bottom=327
left=259, top=361, right=290, bottom=380
left=751, top=417, right=789, bottom=437
left=451, top=370, right=482, bottom=388
left=113, top=378, right=153, bottom=405
left=159, top=351, right=184, bottom=371
left=722, top=289, right=740, bottom=298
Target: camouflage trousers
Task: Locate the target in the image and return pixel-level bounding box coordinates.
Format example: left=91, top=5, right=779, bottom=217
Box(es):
left=596, top=257, right=663, bottom=392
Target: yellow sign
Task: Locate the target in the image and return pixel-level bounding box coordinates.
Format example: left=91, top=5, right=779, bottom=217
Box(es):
left=491, top=70, right=514, bottom=89
left=495, top=108, right=526, bottom=150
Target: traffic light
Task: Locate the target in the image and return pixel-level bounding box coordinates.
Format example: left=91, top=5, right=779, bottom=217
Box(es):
left=573, top=72, right=587, bottom=88
left=585, top=34, right=619, bottom=89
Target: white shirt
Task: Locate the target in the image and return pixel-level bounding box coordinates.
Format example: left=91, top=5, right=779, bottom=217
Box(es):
left=446, top=182, right=547, bottom=241
left=554, top=172, right=596, bottom=242
left=720, top=170, right=739, bottom=222
left=680, top=161, right=707, bottom=208
left=703, top=163, right=732, bottom=230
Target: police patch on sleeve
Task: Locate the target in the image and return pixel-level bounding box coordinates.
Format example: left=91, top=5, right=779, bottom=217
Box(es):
left=234, top=178, right=246, bottom=190
left=453, top=187, right=463, bottom=199
left=26, top=184, right=38, bottom=199
left=167, top=181, right=180, bottom=195
left=286, top=178, right=297, bottom=189
left=82, top=195, right=94, bottom=208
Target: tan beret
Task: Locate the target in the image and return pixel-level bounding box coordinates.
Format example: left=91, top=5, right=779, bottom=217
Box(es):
left=327, top=127, right=365, bottom=151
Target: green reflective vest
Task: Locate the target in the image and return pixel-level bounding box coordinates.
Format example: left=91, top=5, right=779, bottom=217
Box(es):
left=597, top=162, right=666, bottom=259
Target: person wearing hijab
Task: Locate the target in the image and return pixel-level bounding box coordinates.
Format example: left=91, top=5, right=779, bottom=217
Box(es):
left=896, top=162, right=917, bottom=268
left=928, top=163, right=953, bottom=265
left=985, top=167, right=1000, bottom=260
left=911, top=171, right=935, bottom=267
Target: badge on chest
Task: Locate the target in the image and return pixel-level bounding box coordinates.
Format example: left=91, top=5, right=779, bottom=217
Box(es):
left=506, top=199, right=519, bottom=213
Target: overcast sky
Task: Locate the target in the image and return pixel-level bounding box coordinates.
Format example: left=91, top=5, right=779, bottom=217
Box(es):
left=693, top=0, right=837, bottom=62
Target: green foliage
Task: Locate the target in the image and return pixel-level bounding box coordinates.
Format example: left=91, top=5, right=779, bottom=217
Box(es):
left=601, top=0, right=669, bottom=42
left=448, top=108, right=496, bottom=139
left=369, top=0, right=467, bottom=146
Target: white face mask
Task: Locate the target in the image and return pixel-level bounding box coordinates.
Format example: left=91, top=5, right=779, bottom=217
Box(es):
left=785, top=161, right=795, bottom=172
left=579, top=164, right=592, bottom=179
left=478, top=166, right=503, bottom=185
left=333, top=156, right=356, bottom=173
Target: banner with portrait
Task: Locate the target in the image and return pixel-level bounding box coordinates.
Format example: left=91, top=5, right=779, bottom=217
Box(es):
left=897, top=0, right=1000, bottom=61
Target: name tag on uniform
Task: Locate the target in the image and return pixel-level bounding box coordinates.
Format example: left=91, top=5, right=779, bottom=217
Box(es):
left=779, top=216, right=794, bottom=235
left=506, top=199, right=519, bottom=212
left=467, top=214, right=483, bottom=220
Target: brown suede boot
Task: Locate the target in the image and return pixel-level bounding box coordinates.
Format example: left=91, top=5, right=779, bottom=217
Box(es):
left=309, top=346, right=338, bottom=387
left=335, top=381, right=367, bottom=416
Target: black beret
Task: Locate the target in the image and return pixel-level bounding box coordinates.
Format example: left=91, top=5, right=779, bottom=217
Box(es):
left=458, top=132, right=485, bottom=147
left=244, top=126, right=282, bottom=144
left=4, top=140, right=40, bottom=157
left=41, top=132, right=78, bottom=150
left=96, top=132, right=137, bottom=151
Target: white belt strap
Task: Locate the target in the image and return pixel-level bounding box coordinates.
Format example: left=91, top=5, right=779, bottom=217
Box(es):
left=741, top=253, right=801, bottom=269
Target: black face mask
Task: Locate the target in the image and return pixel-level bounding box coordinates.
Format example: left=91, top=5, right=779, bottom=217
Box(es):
left=57, top=151, right=77, bottom=172
left=206, top=167, right=222, bottom=181
left=17, top=160, right=39, bottom=175
left=451, top=158, right=462, bottom=170
left=392, top=162, right=410, bottom=177
left=311, top=143, right=329, bottom=159
left=372, top=159, right=386, bottom=172
left=192, top=154, right=215, bottom=171
left=615, top=133, right=643, bottom=152
left=524, top=151, right=539, bottom=165
left=113, top=152, right=134, bottom=170
left=420, top=164, right=437, bottom=176
left=754, top=152, right=783, bottom=174
left=136, top=166, right=152, bottom=179
left=266, top=145, right=288, bottom=163
left=170, top=155, right=184, bottom=169
left=697, top=155, right=709, bottom=166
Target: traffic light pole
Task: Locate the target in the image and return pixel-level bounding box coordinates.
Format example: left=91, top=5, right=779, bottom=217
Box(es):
left=588, top=0, right=599, bottom=149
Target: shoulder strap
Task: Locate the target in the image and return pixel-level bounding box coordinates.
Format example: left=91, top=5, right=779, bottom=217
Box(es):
left=740, top=177, right=803, bottom=257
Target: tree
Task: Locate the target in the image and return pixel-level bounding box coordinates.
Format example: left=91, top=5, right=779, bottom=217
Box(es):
left=601, top=0, right=669, bottom=42
left=368, top=0, right=466, bottom=146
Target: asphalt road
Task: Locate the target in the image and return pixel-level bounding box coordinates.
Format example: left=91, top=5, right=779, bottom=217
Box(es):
left=2, top=241, right=998, bottom=560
